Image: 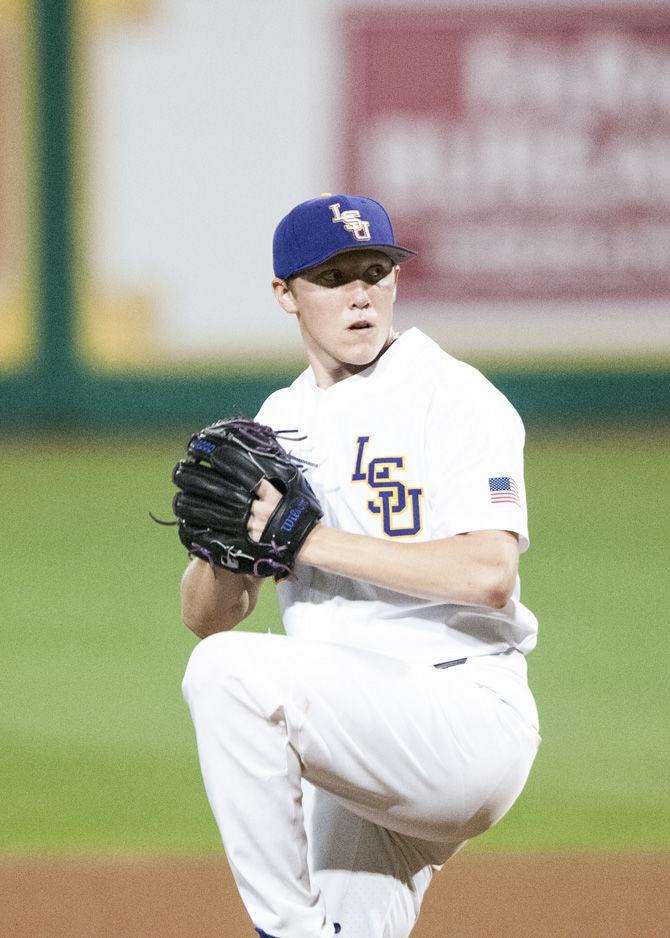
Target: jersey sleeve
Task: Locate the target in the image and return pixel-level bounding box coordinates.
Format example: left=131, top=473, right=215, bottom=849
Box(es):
left=425, top=371, right=530, bottom=552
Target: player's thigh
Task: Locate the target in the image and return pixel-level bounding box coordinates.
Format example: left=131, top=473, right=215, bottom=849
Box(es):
left=183, top=631, right=537, bottom=841
left=282, top=647, right=537, bottom=841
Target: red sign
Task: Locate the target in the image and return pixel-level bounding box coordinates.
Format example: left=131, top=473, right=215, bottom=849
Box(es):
left=341, top=8, right=670, bottom=301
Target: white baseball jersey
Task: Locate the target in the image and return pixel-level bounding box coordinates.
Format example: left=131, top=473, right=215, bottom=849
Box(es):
left=256, top=327, right=538, bottom=666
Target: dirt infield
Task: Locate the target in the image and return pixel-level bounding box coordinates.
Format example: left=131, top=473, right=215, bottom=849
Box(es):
left=2, top=854, right=667, bottom=937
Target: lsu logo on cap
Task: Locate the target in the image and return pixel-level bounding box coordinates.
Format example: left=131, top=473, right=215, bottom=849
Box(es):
left=329, top=202, right=371, bottom=242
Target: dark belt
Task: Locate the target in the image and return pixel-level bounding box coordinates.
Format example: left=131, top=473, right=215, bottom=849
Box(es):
left=434, top=657, right=467, bottom=669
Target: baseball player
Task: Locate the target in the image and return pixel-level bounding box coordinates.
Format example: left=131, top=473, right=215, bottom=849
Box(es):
left=175, top=194, right=540, bottom=938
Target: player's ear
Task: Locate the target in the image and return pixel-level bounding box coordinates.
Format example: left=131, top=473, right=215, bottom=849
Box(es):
left=272, top=277, right=299, bottom=315
left=392, top=264, right=400, bottom=301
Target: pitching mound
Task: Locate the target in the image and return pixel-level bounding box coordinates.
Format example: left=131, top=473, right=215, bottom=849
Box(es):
left=2, top=854, right=667, bottom=936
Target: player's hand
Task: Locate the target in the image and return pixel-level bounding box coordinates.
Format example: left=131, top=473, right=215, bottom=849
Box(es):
left=168, top=417, right=323, bottom=579
left=247, top=479, right=283, bottom=542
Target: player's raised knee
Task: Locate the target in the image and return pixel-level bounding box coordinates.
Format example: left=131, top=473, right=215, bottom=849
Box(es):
left=182, top=631, right=245, bottom=695
left=182, top=630, right=279, bottom=698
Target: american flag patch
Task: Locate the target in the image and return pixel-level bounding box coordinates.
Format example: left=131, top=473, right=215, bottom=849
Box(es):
left=489, top=477, right=520, bottom=506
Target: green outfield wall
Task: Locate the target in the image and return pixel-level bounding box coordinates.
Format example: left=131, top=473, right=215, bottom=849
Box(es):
left=2, top=1, right=669, bottom=430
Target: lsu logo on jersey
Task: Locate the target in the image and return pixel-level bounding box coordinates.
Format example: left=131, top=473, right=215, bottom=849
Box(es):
left=351, top=436, right=423, bottom=537
left=329, top=202, right=372, bottom=242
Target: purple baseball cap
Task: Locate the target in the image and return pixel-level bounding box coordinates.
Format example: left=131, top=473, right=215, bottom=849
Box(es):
left=272, top=193, right=416, bottom=280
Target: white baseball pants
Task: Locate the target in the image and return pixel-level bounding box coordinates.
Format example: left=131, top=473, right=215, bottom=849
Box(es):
left=182, top=632, right=540, bottom=938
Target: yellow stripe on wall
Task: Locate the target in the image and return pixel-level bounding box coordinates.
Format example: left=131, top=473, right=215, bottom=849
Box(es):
left=0, top=0, right=36, bottom=371
left=83, top=0, right=154, bottom=24
left=79, top=288, right=159, bottom=369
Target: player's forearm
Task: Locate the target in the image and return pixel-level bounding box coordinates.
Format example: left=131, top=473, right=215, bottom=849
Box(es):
left=298, top=526, right=518, bottom=607
left=181, top=558, right=260, bottom=638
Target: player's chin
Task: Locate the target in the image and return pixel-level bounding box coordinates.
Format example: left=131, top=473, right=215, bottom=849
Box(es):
left=343, top=328, right=385, bottom=363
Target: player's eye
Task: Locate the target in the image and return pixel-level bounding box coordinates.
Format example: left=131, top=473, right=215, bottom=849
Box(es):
left=364, top=264, right=391, bottom=284
left=319, top=269, right=344, bottom=286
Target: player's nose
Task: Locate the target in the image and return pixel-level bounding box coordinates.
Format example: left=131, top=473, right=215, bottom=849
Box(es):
left=348, top=280, right=371, bottom=308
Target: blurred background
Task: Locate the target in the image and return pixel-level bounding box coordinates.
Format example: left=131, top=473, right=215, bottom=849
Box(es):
left=2, top=0, right=669, bottom=877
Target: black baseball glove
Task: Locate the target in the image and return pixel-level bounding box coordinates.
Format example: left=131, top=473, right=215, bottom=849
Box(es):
left=168, top=417, right=322, bottom=578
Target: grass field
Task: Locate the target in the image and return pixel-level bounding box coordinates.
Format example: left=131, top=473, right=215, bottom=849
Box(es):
left=2, top=427, right=669, bottom=855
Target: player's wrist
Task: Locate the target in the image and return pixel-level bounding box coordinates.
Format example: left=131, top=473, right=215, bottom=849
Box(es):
left=296, top=522, right=328, bottom=566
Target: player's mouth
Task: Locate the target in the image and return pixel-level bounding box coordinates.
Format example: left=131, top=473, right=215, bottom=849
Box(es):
left=348, top=320, right=373, bottom=330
